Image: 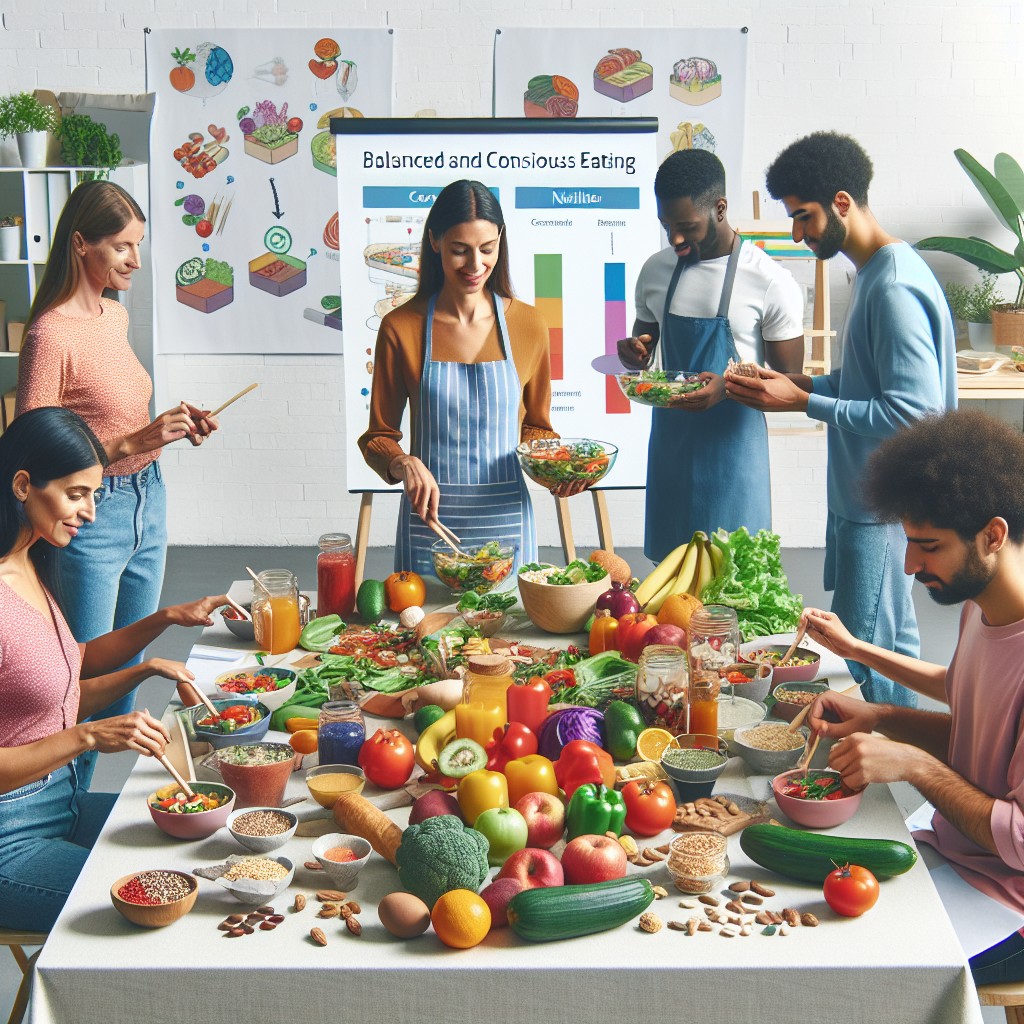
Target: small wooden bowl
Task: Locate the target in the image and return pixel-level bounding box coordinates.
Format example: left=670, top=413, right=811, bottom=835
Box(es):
left=517, top=570, right=607, bottom=634
left=110, top=870, right=198, bottom=928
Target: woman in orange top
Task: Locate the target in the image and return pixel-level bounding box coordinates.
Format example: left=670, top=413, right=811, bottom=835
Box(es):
left=16, top=180, right=218, bottom=788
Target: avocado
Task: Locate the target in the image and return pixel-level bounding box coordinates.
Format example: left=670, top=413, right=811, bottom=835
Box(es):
left=436, top=738, right=488, bottom=779
left=413, top=704, right=446, bottom=735
left=356, top=578, right=386, bottom=622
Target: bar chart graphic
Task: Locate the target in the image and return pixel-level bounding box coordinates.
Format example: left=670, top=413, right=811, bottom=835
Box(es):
left=534, top=253, right=563, bottom=380
left=604, top=262, right=630, bottom=413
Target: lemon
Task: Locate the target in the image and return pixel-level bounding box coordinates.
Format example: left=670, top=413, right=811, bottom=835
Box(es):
left=635, top=727, right=678, bottom=762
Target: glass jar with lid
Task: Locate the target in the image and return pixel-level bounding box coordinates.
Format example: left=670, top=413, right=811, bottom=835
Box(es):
left=317, top=700, right=365, bottom=766
left=252, top=570, right=310, bottom=655
left=687, top=606, right=739, bottom=736
left=463, top=654, right=515, bottom=719
left=317, top=533, right=356, bottom=619
left=635, top=645, right=689, bottom=732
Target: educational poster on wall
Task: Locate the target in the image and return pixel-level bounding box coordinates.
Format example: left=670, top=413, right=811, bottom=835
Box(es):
left=333, top=117, right=659, bottom=493
left=493, top=28, right=747, bottom=191
left=145, top=28, right=393, bottom=354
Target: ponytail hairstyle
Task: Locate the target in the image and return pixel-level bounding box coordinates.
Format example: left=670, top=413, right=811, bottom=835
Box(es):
left=414, top=180, right=513, bottom=300
left=26, top=179, right=145, bottom=331
left=0, top=407, right=108, bottom=599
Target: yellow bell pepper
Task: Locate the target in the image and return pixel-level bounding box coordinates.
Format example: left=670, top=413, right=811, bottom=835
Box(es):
left=457, top=769, right=509, bottom=826
left=504, top=754, right=559, bottom=806
left=285, top=717, right=320, bottom=733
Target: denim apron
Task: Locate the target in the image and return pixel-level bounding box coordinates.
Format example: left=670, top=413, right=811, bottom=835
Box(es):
left=645, top=236, right=771, bottom=561
left=395, top=292, right=537, bottom=575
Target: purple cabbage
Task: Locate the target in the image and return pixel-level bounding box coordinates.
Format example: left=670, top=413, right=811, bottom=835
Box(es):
left=537, top=707, right=605, bottom=759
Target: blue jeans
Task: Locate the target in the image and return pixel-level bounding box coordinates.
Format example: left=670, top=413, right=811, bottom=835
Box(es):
left=0, top=765, right=116, bottom=931
left=824, top=512, right=919, bottom=707
left=970, top=930, right=1024, bottom=985
left=57, top=462, right=167, bottom=789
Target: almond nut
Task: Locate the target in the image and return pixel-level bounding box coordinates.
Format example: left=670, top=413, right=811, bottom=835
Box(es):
left=642, top=846, right=667, bottom=862
left=304, top=860, right=324, bottom=871
left=728, top=881, right=750, bottom=893
left=310, top=927, right=328, bottom=946
left=318, top=904, right=340, bottom=918
left=343, top=900, right=361, bottom=915
left=801, top=913, right=820, bottom=927
left=750, top=881, right=775, bottom=898
left=652, top=886, right=668, bottom=900
left=339, top=905, right=353, bottom=919
left=316, top=889, right=346, bottom=903
left=639, top=912, right=663, bottom=933
left=346, top=915, right=362, bottom=936
left=293, top=894, right=307, bottom=913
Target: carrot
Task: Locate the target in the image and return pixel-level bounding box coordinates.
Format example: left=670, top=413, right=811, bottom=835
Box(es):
left=552, top=75, right=579, bottom=101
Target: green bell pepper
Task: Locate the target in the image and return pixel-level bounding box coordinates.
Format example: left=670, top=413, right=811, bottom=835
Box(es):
left=566, top=783, right=626, bottom=840
left=299, top=614, right=344, bottom=653
left=604, top=700, right=645, bottom=761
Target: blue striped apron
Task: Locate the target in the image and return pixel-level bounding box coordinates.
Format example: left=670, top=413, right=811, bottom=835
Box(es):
left=645, top=235, right=771, bottom=561
left=395, top=291, right=537, bottom=576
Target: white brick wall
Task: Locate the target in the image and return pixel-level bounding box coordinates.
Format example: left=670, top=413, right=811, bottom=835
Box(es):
left=2, top=0, right=1021, bottom=552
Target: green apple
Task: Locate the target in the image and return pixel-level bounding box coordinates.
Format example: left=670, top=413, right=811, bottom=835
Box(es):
left=473, top=807, right=529, bottom=866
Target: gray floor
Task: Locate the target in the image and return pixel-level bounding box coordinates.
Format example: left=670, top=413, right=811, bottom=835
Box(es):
left=2, top=546, right=998, bottom=1022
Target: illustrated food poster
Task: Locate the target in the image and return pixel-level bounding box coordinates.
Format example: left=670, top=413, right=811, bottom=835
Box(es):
left=146, top=28, right=394, bottom=354
left=493, top=28, right=747, bottom=196
left=334, top=117, right=658, bottom=493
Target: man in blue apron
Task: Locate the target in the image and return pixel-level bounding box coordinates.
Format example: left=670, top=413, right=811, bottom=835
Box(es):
left=725, top=132, right=957, bottom=706
left=619, top=150, right=805, bottom=562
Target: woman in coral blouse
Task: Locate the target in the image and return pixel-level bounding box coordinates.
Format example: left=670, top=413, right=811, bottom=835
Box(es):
left=16, top=180, right=219, bottom=787
left=0, top=407, right=227, bottom=931
left=359, top=179, right=564, bottom=575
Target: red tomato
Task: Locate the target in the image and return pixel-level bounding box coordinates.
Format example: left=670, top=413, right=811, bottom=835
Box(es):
left=286, top=117, right=303, bottom=133
left=823, top=864, right=879, bottom=917
left=358, top=728, right=415, bottom=789
left=195, top=219, right=213, bottom=238
left=621, top=780, right=677, bottom=837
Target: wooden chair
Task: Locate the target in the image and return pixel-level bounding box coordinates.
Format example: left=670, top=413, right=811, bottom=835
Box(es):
left=0, top=930, right=46, bottom=1024
left=979, top=981, right=1024, bottom=1023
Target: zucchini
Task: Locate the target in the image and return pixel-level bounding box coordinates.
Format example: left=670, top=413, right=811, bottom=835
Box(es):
left=175, top=256, right=204, bottom=287
left=507, top=877, right=654, bottom=942
left=740, top=823, right=918, bottom=884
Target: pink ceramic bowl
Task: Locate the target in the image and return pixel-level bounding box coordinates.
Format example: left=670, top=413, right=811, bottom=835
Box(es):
left=147, top=781, right=236, bottom=840
left=771, top=769, right=862, bottom=829
left=741, top=641, right=821, bottom=684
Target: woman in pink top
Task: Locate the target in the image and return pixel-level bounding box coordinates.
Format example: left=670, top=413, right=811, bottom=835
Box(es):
left=17, top=180, right=219, bottom=788
left=0, top=406, right=227, bottom=932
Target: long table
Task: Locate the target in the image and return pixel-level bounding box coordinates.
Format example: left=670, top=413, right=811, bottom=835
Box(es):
left=30, top=590, right=982, bottom=1024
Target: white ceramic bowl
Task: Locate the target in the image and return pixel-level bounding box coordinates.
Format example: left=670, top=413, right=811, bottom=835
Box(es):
left=226, top=806, right=298, bottom=854
left=311, top=833, right=372, bottom=889
left=213, top=666, right=297, bottom=713
left=732, top=723, right=809, bottom=775
left=213, top=855, right=295, bottom=906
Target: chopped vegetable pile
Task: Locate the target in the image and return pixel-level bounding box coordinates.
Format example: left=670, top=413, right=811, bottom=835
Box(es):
left=618, top=370, right=707, bottom=406
left=217, top=672, right=288, bottom=695
left=519, top=560, right=608, bottom=586
left=781, top=773, right=847, bottom=801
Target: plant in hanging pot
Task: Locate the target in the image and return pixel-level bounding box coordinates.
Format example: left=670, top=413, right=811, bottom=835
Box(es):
left=916, top=149, right=1024, bottom=350
left=0, top=92, right=58, bottom=169
left=944, top=274, right=1002, bottom=350
left=0, top=214, right=23, bottom=261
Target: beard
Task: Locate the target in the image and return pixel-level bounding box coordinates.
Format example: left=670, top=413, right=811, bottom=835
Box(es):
left=916, top=544, right=994, bottom=606
left=676, top=214, right=717, bottom=265
left=808, top=207, right=846, bottom=261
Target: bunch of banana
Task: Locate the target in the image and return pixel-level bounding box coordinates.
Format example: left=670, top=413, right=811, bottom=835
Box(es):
left=635, top=532, right=724, bottom=615
left=414, top=708, right=456, bottom=771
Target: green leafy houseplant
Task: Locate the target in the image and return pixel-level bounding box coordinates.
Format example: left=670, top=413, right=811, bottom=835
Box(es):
left=0, top=92, right=58, bottom=138
left=58, top=114, right=122, bottom=176
left=944, top=273, right=1001, bottom=324
left=916, top=149, right=1024, bottom=309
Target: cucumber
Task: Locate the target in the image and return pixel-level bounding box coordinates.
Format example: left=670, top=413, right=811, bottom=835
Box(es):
left=175, top=256, right=205, bottom=287
left=507, top=877, right=654, bottom=942
left=739, top=823, right=918, bottom=883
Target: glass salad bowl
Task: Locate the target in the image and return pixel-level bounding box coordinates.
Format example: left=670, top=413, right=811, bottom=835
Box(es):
left=431, top=541, right=516, bottom=595
left=516, top=438, right=617, bottom=490
left=615, top=369, right=708, bottom=408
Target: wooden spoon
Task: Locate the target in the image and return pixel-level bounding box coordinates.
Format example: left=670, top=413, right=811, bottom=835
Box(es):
left=157, top=754, right=196, bottom=800
left=777, top=620, right=809, bottom=667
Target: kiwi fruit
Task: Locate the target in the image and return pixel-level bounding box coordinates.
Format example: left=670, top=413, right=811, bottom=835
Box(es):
left=437, top=738, right=487, bottom=778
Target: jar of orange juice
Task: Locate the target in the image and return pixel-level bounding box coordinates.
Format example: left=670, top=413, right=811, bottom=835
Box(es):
left=463, top=655, right=515, bottom=720
left=252, top=570, right=310, bottom=655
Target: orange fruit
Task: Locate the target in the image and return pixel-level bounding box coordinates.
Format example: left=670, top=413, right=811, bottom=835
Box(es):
left=635, top=727, right=678, bottom=762
left=290, top=730, right=318, bottom=755
left=657, top=592, right=703, bottom=630
left=431, top=889, right=491, bottom=948
left=314, top=36, right=340, bottom=60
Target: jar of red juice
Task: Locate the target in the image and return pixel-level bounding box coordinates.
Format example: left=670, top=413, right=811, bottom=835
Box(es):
left=317, top=533, right=356, bottom=619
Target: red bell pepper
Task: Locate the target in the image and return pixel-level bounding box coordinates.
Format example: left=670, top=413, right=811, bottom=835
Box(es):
left=554, top=739, right=616, bottom=800
left=617, top=612, right=660, bottom=662
left=485, top=722, right=538, bottom=773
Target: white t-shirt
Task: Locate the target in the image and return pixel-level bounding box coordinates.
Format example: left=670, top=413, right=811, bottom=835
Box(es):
left=635, top=243, right=805, bottom=365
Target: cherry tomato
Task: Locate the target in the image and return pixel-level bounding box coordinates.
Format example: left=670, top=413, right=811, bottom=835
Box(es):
left=196, top=219, right=213, bottom=237
left=823, top=864, right=879, bottom=917
left=384, top=571, right=426, bottom=613
left=621, top=779, right=677, bottom=837
left=358, top=728, right=415, bottom=789
left=286, top=116, right=303, bottom=133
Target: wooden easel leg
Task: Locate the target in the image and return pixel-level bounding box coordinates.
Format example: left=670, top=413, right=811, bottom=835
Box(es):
left=592, top=490, right=613, bottom=552
left=555, top=496, right=576, bottom=564
left=354, top=492, right=373, bottom=588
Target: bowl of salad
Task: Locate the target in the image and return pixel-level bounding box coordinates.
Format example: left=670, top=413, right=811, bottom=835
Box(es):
left=213, top=666, right=297, bottom=713
left=189, top=697, right=271, bottom=749
left=516, top=438, right=617, bottom=491
left=771, top=768, right=862, bottom=828
left=431, top=540, right=516, bottom=595
left=615, top=369, right=708, bottom=408
left=456, top=589, right=518, bottom=637
left=147, top=781, right=236, bottom=840
left=740, top=640, right=821, bottom=684
left=517, top=560, right=609, bottom=634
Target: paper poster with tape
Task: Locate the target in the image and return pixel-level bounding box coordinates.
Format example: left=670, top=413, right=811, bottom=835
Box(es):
left=146, top=27, right=394, bottom=354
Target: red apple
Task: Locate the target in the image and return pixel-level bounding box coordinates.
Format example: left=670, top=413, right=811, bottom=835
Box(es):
left=496, top=847, right=564, bottom=890
left=409, top=790, right=463, bottom=825
left=641, top=623, right=687, bottom=654
left=479, top=877, right=524, bottom=927
left=560, top=834, right=628, bottom=885
left=514, top=791, right=565, bottom=849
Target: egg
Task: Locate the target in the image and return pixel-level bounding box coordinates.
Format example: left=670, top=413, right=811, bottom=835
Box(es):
left=377, top=891, right=431, bottom=939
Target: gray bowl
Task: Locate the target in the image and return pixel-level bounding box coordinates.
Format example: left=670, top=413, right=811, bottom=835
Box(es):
left=222, top=603, right=255, bottom=642
left=732, top=723, right=809, bottom=775
left=211, top=855, right=295, bottom=906
left=660, top=736, right=729, bottom=801
left=226, top=806, right=298, bottom=854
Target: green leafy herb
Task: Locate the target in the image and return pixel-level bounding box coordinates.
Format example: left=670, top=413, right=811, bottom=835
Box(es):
left=57, top=113, right=122, bottom=175
left=519, top=560, right=608, bottom=586
left=457, top=589, right=517, bottom=613
left=0, top=92, right=59, bottom=138
left=204, top=258, right=234, bottom=286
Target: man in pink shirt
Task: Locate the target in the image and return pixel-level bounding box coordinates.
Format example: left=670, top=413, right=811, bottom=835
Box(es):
left=804, top=407, right=1024, bottom=985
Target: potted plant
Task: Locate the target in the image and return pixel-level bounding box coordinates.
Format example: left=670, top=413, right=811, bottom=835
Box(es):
left=0, top=214, right=22, bottom=261
left=944, top=273, right=1002, bottom=349
left=0, top=92, right=58, bottom=168
left=58, top=113, right=123, bottom=178
left=917, top=149, right=1024, bottom=349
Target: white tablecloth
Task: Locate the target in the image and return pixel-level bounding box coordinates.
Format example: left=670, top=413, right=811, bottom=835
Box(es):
left=30, top=595, right=982, bottom=1024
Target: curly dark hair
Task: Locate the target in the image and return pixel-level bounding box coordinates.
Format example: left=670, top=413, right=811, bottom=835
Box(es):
left=864, top=410, right=1024, bottom=542
left=654, top=149, right=725, bottom=210
left=765, top=131, right=873, bottom=207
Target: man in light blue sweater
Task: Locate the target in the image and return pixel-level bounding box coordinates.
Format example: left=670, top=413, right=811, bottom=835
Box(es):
left=725, top=132, right=957, bottom=706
